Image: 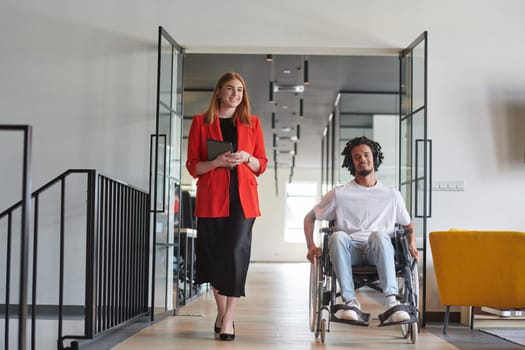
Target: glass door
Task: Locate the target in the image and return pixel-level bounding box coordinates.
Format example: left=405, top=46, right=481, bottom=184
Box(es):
left=150, top=26, right=184, bottom=319
left=399, top=31, right=431, bottom=325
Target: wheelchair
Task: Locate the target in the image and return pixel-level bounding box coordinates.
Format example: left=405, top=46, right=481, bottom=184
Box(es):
left=309, top=225, right=420, bottom=344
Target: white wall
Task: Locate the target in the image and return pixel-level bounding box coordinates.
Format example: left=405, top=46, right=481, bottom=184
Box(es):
left=0, top=0, right=178, bottom=318
left=0, top=0, right=178, bottom=194
left=252, top=167, right=321, bottom=262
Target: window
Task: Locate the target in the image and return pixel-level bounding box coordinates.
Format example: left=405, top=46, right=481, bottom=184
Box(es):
left=284, top=182, right=318, bottom=243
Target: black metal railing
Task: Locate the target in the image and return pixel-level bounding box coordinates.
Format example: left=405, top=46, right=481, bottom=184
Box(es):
left=0, top=169, right=150, bottom=350
left=0, top=125, right=32, bottom=350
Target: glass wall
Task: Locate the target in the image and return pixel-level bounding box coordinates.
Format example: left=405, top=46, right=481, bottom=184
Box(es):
left=336, top=92, right=399, bottom=187
left=150, top=26, right=184, bottom=318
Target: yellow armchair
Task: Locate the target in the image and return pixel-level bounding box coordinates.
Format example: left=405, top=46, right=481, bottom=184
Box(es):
left=429, top=230, right=525, bottom=333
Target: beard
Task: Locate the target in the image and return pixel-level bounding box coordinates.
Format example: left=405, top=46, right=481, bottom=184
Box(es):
left=357, top=169, right=373, bottom=177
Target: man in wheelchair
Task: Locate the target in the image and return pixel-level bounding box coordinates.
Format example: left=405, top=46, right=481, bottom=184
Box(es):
left=304, top=136, right=419, bottom=327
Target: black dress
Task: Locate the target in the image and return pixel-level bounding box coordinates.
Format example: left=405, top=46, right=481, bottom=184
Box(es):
left=195, top=117, right=255, bottom=297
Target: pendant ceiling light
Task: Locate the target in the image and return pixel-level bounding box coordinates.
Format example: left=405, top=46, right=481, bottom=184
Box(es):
left=303, top=56, right=309, bottom=85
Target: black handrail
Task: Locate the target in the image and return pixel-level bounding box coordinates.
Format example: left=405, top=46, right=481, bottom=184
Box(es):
left=0, top=169, right=150, bottom=350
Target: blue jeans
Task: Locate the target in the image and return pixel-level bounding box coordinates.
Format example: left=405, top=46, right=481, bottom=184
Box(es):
left=327, top=230, right=397, bottom=302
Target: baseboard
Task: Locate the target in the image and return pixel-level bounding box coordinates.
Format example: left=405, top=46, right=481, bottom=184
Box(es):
left=425, top=311, right=461, bottom=323
left=76, top=314, right=155, bottom=350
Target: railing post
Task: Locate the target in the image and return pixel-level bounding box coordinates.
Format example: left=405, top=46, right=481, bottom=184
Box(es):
left=19, top=125, right=33, bottom=350
left=85, top=170, right=98, bottom=338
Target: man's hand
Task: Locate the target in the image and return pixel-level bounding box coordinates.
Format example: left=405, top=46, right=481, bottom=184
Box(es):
left=402, top=223, right=419, bottom=261
left=409, top=242, right=420, bottom=261
left=306, top=245, right=322, bottom=263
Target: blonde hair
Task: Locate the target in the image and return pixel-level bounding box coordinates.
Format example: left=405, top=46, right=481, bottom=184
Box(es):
left=204, top=72, right=252, bottom=126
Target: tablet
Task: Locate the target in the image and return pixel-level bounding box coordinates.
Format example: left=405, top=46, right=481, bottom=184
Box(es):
left=207, top=139, right=233, bottom=160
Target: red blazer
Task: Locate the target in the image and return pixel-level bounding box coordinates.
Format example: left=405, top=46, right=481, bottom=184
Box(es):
left=186, top=114, right=268, bottom=218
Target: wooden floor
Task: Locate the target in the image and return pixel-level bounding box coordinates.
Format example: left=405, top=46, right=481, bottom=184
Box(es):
left=112, top=263, right=523, bottom=350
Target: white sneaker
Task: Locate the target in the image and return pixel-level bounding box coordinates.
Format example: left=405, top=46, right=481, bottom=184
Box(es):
left=335, top=299, right=361, bottom=321
left=385, top=300, right=410, bottom=323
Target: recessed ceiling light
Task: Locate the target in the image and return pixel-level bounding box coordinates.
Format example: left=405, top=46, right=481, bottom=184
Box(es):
left=283, top=69, right=291, bottom=74
left=273, top=84, right=304, bottom=93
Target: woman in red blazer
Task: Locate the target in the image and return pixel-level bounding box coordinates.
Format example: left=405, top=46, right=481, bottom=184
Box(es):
left=186, top=72, right=267, bottom=341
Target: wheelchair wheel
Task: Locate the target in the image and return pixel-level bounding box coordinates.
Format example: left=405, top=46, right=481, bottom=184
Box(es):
left=409, top=322, right=418, bottom=344
left=320, top=318, right=327, bottom=343
left=411, top=262, right=420, bottom=309
left=401, top=323, right=410, bottom=339
left=398, top=261, right=419, bottom=305
left=400, top=262, right=419, bottom=343
left=309, top=256, right=320, bottom=333
left=401, top=322, right=418, bottom=343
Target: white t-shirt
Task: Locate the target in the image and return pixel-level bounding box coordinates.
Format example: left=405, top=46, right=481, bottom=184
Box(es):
left=312, top=180, right=411, bottom=242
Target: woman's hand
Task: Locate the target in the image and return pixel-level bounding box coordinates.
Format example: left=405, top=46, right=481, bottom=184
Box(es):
left=215, top=151, right=236, bottom=168
left=214, top=151, right=246, bottom=168
left=224, top=151, right=251, bottom=167
left=212, top=150, right=258, bottom=172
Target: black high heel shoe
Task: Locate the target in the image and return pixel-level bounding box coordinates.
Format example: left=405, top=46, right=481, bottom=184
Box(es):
left=219, top=322, right=235, bottom=341
left=214, top=316, right=221, bottom=334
